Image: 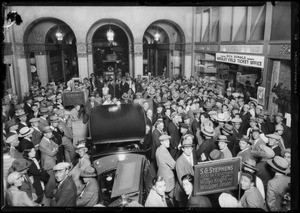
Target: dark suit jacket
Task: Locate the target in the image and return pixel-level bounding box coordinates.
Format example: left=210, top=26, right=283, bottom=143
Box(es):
left=196, top=138, right=218, bottom=162
left=151, top=128, right=163, bottom=161
left=120, top=82, right=129, bottom=95
left=51, top=176, right=77, bottom=207
left=240, top=111, right=251, bottom=135
left=51, top=129, right=64, bottom=163
left=168, top=122, right=181, bottom=158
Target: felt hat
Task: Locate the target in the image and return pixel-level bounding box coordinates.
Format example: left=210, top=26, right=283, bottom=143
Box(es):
left=163, top=100, right=171, bottom=107
left=267, top=156, right=290, bottom=174
left=159, top=135, right=171, bottom=141
left=179, top=123, right=189, bottom=129
left=209, top=149, right=224, bottom=160
left=76, top=142, right=88, bottom=151
left=11, top=158, right=32, bottom=172
left=18, top=127, right=34, bottom=138
left=257, top=113, right=264, bottom=119
left=56, top=109, right=65, bottom=117
left=266, top=134, right=281, bottom=141
left=42, top=126, right=53, bottom=134
left=281, top=148, right=291, bottom=157
left=201, top=125, right=215, bottom=137
left=183, top=134, right=194, bottom=141
left=49, top=115, right=60, bottom=123
left=275, top=112, right=284, bottom=118
left=216, top=135, right=229, bottom=143
left=171, top=112, right=180, bottom=119
left=135, top=92, right=142, bottom=97
left=7, top=172, right=22, bottom=185
left=34, top=96, right=44, bottom=102
left=182, top=114, right=190, bottom=121
left=243, top=158, right=258, bottom=171
left=39, top=107, right=49, bottom=115
left=15, top=109, right=27, bottom=117
left=80, top=166, right=97, bottom=178
left=105, top=94, right=111, bottom=98
left=148, top=88, right=156, bottom=96
left=5, top=119, right=18, bottom=129
left=29, top=117, right=40, bottom=123
left=193, top=109, right=203, bottom=115
left=5, top=134, right=19, bottom=144
left=232, top=92, right=240, bottom=98
left=238, top=135, right=251, bottom=144
left=208, top=110, right=217, bottom=116
left=221, top=123, right=233, bottom=134
left=53, top=162, right=70, bottom=171
left=203, top=101, right=212, bottom=109
left=122, top=93, right=129, bottom=100
left=172, top=92, right=179, bottom=100
left=251, top=126, right=262, bottom=133
left=249, top=117, right=258, bottom=123
left=275, top=124, right=284, bottom=131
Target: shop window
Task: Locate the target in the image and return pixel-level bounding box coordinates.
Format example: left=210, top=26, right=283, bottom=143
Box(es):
left=232, top=7, right=247, bottom=41
left=249, top=6, right=266, bottom=41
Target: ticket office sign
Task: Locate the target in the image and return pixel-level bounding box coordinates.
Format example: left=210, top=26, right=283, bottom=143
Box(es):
left=216, top=53, right=264, bottom=68
left=194, top=157, right=241, bottom=196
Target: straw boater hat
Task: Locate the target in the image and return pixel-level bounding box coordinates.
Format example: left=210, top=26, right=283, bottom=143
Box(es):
left=182, top=138, right=193, bottom=148
left=231, top=116, right=242, bottom=123
left=267, top=156, right=290, bottom=174
left=76, top=143, right=88, bottom=153
left=80, top=166, right=97, bottom=178
left=49, top=115, right=60, bottom=123
left=135, top=92, right=142, bottom=98
left=215, top=113, right=230, bottom=122
left=148, top=88, right=156, bottom=97
left=39, top=107, right=49, bottom=115
left=218, top=192, right=238, bottom=207
left=216, top=135, right=229, bottom=143
left=172, top=92, right=179, bottom=100
left=249, top=117, right=258, bottom=123
left=275, top=112, right=284, bottom=119
left=179, top=123, right=189, bottom=130
left=251, top=126, right=262, bottom=133
left=203, top=101, right=212, bottom=109
left=18, top=127, right=34, bottom=138
left=53, top=162, right=70, bottom=171
left=275, top=124, right=284, bottom=131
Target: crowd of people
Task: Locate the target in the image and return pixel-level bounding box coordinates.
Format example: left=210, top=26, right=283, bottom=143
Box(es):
left=2, top=72, right=292, bottom=210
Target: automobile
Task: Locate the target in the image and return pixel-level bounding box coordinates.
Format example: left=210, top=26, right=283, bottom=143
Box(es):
left=86, top=103, right=151, bottom=207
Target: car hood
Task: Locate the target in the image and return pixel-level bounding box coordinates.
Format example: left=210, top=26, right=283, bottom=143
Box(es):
left=89, top=103, right=146, bottom=144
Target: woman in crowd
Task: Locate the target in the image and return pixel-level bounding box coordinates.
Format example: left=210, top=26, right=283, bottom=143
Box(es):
left=182, top=174, right=212, bottom=207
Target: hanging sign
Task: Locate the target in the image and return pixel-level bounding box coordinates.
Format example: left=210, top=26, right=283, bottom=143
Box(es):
left=216, top=53, right=264, bottom=68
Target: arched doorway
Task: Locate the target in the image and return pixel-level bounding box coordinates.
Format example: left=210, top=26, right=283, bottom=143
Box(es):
left=143, top=20, right=186, bottom=78
left=87, top=19, right=134, bottom=78
left=92, top=24, right=128, bottom=77
left=24, top=18, right=78, bottom=85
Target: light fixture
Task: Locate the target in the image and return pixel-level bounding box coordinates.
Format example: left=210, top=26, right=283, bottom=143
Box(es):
left=55, top=25, right=63, bottom=41
left=154, top=28, right=160, bottom=42
left=106, top=19, right=114, bottom=43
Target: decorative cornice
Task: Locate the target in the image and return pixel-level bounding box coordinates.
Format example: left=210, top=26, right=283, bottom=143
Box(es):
left=185, top=43, right=192, bottom=53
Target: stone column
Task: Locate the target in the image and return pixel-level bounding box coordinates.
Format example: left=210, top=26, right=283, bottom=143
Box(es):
left=169, top=43, right=175, bottom=78
left=35, top=51, right=48, bottom=86
left=133, top=42, right=143, bottom=78
left=87, top=43, right=94, bottom=77
left=77, top=43, right=89, bottom=80
left=128, top=43, right=133, bottom=77
left=184, top=43, right=193, bottom=79
left=15, top=43, right=30, bottom=97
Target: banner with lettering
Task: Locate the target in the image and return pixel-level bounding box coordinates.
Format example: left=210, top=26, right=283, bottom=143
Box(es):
left=216, top=53, right=264, bottom=68
left=194, top=157, right=241, bottom=196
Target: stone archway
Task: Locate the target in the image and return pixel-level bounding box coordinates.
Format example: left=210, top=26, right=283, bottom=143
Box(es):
left=23, top=18, right=78, bottom=86
left=86, top=18, right=134, bottom=77
left=143, top=19, right=186, bottom=78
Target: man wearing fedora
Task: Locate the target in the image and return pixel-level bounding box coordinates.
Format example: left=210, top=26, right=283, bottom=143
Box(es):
left=239, top=104, right=251, bottom=135
left=196, top=121, right=217, bottom=162
left=76, top=166, right=99, bottom=207
left=49, top=115, right=64, bottom=163
left=5, top=118, right=19, bottom=138
left=155, top=135, right=176, bottom=201
left=16, top=109, right=29, bottom=132
left=216, top=135, right=233, bottom=159
left=50, top=162, right=77, bottom=206
left=18, top=126, right=35, bottom=154
left=221, top=123, right=239, bottom=157
left=236, top=136, right=254, bottom=162
left=29, top=118, right=43, bottom=150
left=266, top=134, right=283, bottom=156
left=27, top=103, right=40, bottom=122
left=250, top=126, right=266, bottom=152
left=174, top=139, right=197, bottom=207
left=266, top=156, right=291, bottom=211
left=39, top=126, right=59, bottom=175
left=273, top=112, right=291, bottom=149
left=8, top=158, right=37, bottom=202
left=253, top=145, right=276, bottom=192
left=168, top=113, right=182, bottom=159
left=38, top=107, right=50, bottom=132
left=5, top=134, right=23, bottom=159
left=151, top=120, right=165, bottom=163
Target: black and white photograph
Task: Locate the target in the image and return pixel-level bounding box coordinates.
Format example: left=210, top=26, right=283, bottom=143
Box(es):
left=1, top=1, right=298, bottom=211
